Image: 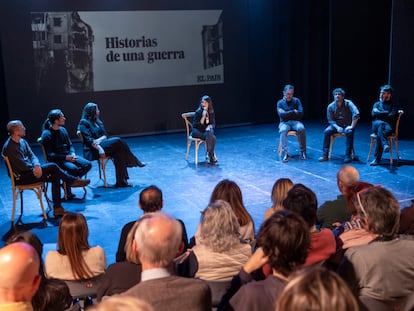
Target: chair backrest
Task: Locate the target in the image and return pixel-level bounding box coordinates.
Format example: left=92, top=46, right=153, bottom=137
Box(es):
left=3, top=155, right=17, bottom=188
left=181, top=112, right=195, bottom=138
left=37, top=137, right=49, bottom=163
left=393, top=110, right=404, bottom=137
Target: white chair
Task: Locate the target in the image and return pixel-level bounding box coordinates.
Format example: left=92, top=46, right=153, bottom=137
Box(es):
left=181, top=112, right=207, bottom=165
left=3, top=155, right=48, bottom=226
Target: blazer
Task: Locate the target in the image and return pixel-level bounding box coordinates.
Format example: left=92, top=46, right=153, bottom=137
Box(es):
left=122, top=275, right=212, bottom=311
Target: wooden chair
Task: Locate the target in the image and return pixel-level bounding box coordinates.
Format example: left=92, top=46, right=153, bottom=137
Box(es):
left=367, top=110, right=404, bottom=165
left=77, top=131, right=112, bottom=187
left=181, top=112, right=207, bottom=165
left=277, top=130, right=299, bottom=155
left=328, top=132, right=354, bottom=159
left=38, top=137, right=87, bottom=200
left=3, top=155, right=48, bottom=226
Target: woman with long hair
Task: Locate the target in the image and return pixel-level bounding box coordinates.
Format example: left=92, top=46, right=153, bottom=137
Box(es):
left=210, top=179, right=255, bottom=243
left=192, top=95, right=217, bottom=164
left=264, top=178, right=294, bottom=220
left=45, top=212, right=106, bottom=280
left=78, top=102, right=146, bottom=187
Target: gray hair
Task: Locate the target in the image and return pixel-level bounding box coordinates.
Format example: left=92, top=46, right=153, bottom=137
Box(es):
left=199, top=200, right=241, bottom=252
left=134, top=212, right=182, bottom=267
left=337, top=165, right=359, bottom=187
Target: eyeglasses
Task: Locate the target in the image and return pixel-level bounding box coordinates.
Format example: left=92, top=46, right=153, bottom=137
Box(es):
left=355, top=185, right=382, bottom=219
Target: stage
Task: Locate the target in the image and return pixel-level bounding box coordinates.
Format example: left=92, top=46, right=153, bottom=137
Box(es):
left=1, top=121, right=413, bottom=263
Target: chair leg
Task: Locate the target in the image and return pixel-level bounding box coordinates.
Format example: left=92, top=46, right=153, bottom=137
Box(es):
left=328, top=136, right=335, bottom=159
left=185, top=140, right=191, bottom=161
left=367, top=137, right=376, bottom=161
left=394, top=138, right=400, bottom=160
left=277, top=140, right=282, bottom=155
left=100, top=158, right=108, bottom=188
left=389, top=138, right=393, bottom=166
left=35, top=187, right=48, bottom=221
left=195, top=142, right=199, bottom=165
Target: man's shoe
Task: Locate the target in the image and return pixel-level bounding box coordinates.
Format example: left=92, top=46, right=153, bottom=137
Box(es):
left=369, top=159, right=379, bottom=166
left=53, top=206, right=65, bottom=217
left=383, top=144, right=390, bottom=153
left=137, top=161, right=147, bottom=167
left=71, top=178, right=90, bottom=188
left=300, top=152, right=307, bottom=160
left=344, top=155, right=353, bottom=163
left=282, top=153, right=289, bottom=163
left=319, top=155, right=329, bottom=162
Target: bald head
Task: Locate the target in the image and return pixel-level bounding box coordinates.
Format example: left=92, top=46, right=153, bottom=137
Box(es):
left=337, top=165, right=359, bottom=194
left=134, top=212, right=182, bottom=268
left=0, top=242, right=41, bottom=303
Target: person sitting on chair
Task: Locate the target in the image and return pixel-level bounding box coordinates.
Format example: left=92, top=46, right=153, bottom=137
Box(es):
left=78, top=102, right=146, bottom=188
left=277, top=84, right=307, bottom=162
left=2, top=120, right=90, bottom=217
left=192, top=95, right=217, bottom=165
left=369, top=85, right=400, bottom=166
left=41, top=109, right=92, bottom=200
left=319, top=88, right=360, bottom=163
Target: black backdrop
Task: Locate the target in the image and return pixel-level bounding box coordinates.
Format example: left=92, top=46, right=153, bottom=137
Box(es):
left=1, top=0, right=410, bottom=143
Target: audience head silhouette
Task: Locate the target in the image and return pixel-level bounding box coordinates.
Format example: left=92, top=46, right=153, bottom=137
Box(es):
left=0, top=242, right=41, bottom=305
left=134, top=212, right=183, bottom=268
left=337, top=165, right=359, bottom=195
left=139, top=185, right=163, bottom=213
left=276, top=266, right=359, bottom=311
left=283, top=183, right=318, bottom=228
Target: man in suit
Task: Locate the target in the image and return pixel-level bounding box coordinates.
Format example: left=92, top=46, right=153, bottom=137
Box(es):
left=0, top=242, right=41, bottom=311
left=122, top=212, right=211, bottom=311
left=115, top=185, right=189, bottom=262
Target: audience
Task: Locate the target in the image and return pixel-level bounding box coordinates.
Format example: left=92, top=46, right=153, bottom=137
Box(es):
left=219, top=210, right=310, bottom=311
left=338, top=187, right=414, bottom=309
left=317, top=165, right=358, bottom=229
left=45, top=212, right=106, bottom=281
left=116, top=185, right=188, bottom=262
left=91, top=296, right=154, bottom=311
left=283, top=184, right=336, bottom=265
left=97, top=220, right=142, bottom=301
left=7, top=231, right=76, bottom=311
left=180, top=200, right=252, bottom=281
left=208, top=179, right=255, bottom=243
left=264, top=178, right=293, bottom=221
left=276, top=266, right=359, bottom=311
left=0, top=242, right=41, bottom=311
left=121, top=212, right=212, bottom=311
left=399, top=199, right=414, bottom=235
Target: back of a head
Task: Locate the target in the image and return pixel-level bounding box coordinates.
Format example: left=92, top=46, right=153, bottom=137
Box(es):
left=0, top=242, right=40, bottom=302
left=91, top=296, right=154, bottom=311
left=283, top=184, right=318, bottom=228
left=271, top=178, right=294, bottom=209
left=345, top=181, right=374, bottom=216
left=337, top=165, right=359, bottom=189
left=257, top=210, right=310, bottom=277
left=6, top=120, right=22, bottom=135
left=355, top=187, right=400, bottom=237
left=200, top=199, right=240, bottom=252
left=210, top=179, right=252, bottom=227
left=125, top=220, right=141, bottom=264
left=58, top=212, right=93, bottom=279
left=32, top=278, right=72, bottom=311
left=276, top=266, right=359, bottom=311
left=139, top=185, right=163, bottom=213
left=134, top=212, right=182, bottom=268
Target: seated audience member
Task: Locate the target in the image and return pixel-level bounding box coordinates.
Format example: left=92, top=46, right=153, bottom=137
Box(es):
left=181, top=200, right=252, bottom=281
left=264, top=178, right=294, bottom=221
left=116, top=185, right=188, bottom=262
left=219, top=210, right=310, bottom=311
left=194, top=179, right=255, bottom=244
left=97, top=220, right=142, bottom=301
left=276, top=266, right=359, bottom=311
left=41, top=109, right=92, bottom=200
left=2, top=120, right=90, bottom=217
left=45, top=212, right=106, bottom=281
left=399, top=199, right=414, bottom=235
left=338, top=187, right=414, bottom=308
left=91, top=296, right=154, bottom=311
left=7, top=231, right=76, bottom=311
left=317, top=165, right=358, bottom=229
left=78, top=102, right=146, bottom=188
left=121, top=212, right=212, bottom=311
left=0, top=242, right=41, bottom=311
left=283, top=184, right=336, bottom=265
